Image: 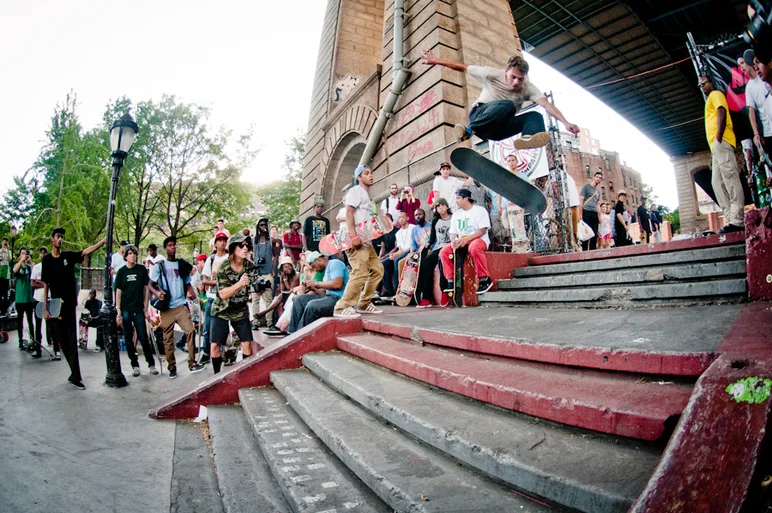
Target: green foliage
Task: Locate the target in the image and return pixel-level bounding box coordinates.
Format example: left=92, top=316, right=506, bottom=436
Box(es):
left=640, top=182, right=659, bottom=206
left=664, top=208, right=680, bottom=234
left=256, top=135, right=305, bottom=230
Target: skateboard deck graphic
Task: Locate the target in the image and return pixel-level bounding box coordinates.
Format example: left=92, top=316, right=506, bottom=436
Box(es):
left=395, top=251, right=421, bottom=306
left=35, top=298, right=62, bottom=320
left=447, top=247, right=465, bottom=307
left=451, top=147, right=547, bottom=214
left=319, top=216, right=392, bottom=256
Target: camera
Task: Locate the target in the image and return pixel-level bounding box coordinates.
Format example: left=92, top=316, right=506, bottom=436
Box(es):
left=253, top=278, right=272, bottom=293
left=744, top=0, right=771, bottom=54
left=255, top=256, right=266, bottom=266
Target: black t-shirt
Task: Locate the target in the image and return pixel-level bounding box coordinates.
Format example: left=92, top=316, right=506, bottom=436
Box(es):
left=84, top=298, right=102, bottom=318
left=41, top=250, right=83, bottom=310
left=637, top=205, right=651, bottom=232
left=303, top=215, right=330, bottom=252
left=115, top=264, right=149, bottom=313
left=614, top=201, right=627, bottom=237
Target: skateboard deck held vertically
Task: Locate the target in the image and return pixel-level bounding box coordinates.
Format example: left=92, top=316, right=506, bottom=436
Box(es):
left=395, top=251, right=421, bottom=307
left=451, top=147, right=547, bottom=215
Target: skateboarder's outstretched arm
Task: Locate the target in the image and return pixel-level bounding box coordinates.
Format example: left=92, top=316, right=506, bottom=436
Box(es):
left=422, top=50, right=467, bottom=73
left=534, top=97, right=579, bottom=135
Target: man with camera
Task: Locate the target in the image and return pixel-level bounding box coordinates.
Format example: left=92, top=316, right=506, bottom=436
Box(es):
left=148, top=236, right=206, bottom=379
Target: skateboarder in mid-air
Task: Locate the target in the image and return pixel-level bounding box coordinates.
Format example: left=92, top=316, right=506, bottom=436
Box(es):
left=421, top=50, right=580, bottom=148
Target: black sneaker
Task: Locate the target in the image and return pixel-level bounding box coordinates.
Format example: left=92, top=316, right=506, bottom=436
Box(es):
left=198, top=353, right=211, bottom=365
left=251, top=324, right=260, bottom=331
left=443, top=280, right=454, bottom=293
left=477, top=277, right=493, bottom=294
left=31, top=353, right=42, bottom=359
left=189, top=364, right=205, bottom=374
left=69, top=380, right=86, bottom=390
left=169, top=370, right=178, bottom=379
left=264, top=327, right=286, bottom=337
left=719, top=223, right=745, bottom=234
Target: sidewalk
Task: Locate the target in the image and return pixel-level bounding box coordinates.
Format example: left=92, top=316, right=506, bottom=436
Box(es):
left=0, top=328, right=213, bottom=513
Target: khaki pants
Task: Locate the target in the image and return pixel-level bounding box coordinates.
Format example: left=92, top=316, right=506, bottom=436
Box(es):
left=334, top=245, right=384, bottom=312
left=711, top=140, right=744, bottom=226
left=160, top=304, right=195, bottom=372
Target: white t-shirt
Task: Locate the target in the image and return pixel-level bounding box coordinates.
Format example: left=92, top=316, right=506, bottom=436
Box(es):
left=111, top=251, right=126, bottom=273
left=202, top=253, right=229, bottom=299
left=345, top=185, right=375, bottom=225
left=449, top=205, right=491, bottom=247
left=31, top=263, right=46, bottom=302
left=380, top=195, right=400, bottom=221
left=467, top=65, right=545, bottom=109
left=432, top=175, right=463, bottom=212
left=395, top=224, right=415, bottom=251
left=564, top=173, right=581, bottom=207
left=746, top=76, right=772, bottom=136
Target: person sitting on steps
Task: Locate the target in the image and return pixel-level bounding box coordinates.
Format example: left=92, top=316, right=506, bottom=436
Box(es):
left=421, top=50, right=579, bottom=146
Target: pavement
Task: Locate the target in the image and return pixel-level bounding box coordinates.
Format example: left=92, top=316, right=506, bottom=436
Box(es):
left=0, top=327, right=216, bottom=513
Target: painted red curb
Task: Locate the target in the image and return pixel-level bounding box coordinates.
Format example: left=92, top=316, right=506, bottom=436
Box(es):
left=337, top=333, right=692, bottom=440
left=148, top=319, right=362, bottom=419
left=630, top=354, right=772, bottom=513
left=528, top=231, right=745, bottom=266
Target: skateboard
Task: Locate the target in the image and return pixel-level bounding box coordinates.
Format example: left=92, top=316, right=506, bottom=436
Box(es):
left=35, top=298, right=62, bottom=320
left=451, top=147, right=547, bottom=215
left=395, top=251, right=421, bottom=306
left=145, top=319, right=164, bottom=374
left=319, top=216, right=393, bottom=256
left=0, top=331, right=8, bottom=343
left=447, top=246, right=466, bottom=308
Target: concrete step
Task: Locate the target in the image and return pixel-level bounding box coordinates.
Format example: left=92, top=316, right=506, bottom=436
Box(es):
left=238, top=387, right=390, bottom=513
left=303, top=351, right=663, bottom=513
left=514, top=245, right=745, bottom=277
left=207, top=405, right=293, bottom=513
left=271, top=368, right=559, bottom=513
left=482, top=278, right=747, bottom=306
left=336, top=333, right=693, bottom=440
left=500, top=260, right=746, bottom=290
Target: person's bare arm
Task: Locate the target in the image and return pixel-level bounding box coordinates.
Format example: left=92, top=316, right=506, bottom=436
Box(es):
left=749, top=107, right=762, bottom=148
left=535, top=97, right=579, bottom=135
left=82, top=238, right=106, bottom=257
left=305, top=276, right=344, bottom=295
left=42, top=283, right=50, bottom=319
left=116, top=289, right=123, bottom=325
left=716, top=106, right=727, bottom=144
left=346, top=205, right=362, bottom=249
left=421, top=49, right=468, bottom=73
left=458, top=228, right=487, bottom=247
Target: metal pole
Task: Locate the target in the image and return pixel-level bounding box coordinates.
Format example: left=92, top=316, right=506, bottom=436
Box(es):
left=102, top=154, right=128, bottom=388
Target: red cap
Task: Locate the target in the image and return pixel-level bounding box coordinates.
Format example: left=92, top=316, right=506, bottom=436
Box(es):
left=196, top=254, right=208, bottom=262
left=215, top=231, right=228, bottom=240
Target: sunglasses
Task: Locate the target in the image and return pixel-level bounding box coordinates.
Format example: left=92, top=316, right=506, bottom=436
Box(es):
left=697, top=79, right=708, bottom=87
left=238, top=242, right=251, bottom=249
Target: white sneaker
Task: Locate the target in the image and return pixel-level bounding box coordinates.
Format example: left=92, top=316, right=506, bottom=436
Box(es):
left=333, top=307, right=361, bottom=319
left=356, top=304, right=383, bottom=314
left=149, top=366, right=159, bottom=375
left=132, top=366, right=140, bottom=377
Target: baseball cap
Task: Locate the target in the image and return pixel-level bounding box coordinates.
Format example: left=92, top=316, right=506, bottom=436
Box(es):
left=196, top=253, right=208, bottom=263
left=214, top=231, right=228, bottom=240
left=743, top=48, right=755, bottom=65
left=120, top=240, right=129, bottom=246
left=456, top=188, right=475, bottom=202
left=124, top=244, right=138, bottom=254
left=306, top=251, right=322, bottom=264
left=434, top=197, right=450, bottom=208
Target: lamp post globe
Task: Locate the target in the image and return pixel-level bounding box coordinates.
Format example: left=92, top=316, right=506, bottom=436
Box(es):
left=102, top=110, right=138, bottom=388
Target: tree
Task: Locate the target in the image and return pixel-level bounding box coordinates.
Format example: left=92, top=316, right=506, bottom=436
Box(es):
left=256, top=135, right=305, bottom=230
left=640, top=182, right=659, bottom=206
left=664, top=208, right=680, bottom=234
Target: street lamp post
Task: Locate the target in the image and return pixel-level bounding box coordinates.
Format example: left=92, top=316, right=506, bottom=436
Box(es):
left=102, top=112, right=138, bottom=388
left=7, top=223, right=17, bottom=311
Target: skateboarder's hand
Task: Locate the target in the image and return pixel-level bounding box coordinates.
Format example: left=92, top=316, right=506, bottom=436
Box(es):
left=565, top=123, right=580, bottom=136
left=44, top=310, right=51, bottom=320
left=116, top=314, right=122, bottom=327
left=451, top=239, right=461, bottom=249
left=421, top=50, right=437, bottom=65
left=351, top=235, right=363, bottom=249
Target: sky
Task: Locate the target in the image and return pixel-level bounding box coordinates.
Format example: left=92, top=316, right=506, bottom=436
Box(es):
left=0, top=0, right=678, bottom=209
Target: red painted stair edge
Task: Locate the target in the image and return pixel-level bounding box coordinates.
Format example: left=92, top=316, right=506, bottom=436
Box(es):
left=361, top=319, right=717, bottom=376
left=336, top=334, right=688, bottom=440
left=147, top=318, right=362, bottom=419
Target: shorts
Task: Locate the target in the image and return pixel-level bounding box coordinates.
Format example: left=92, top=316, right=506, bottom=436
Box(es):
left=210, top=316, right=253, bottom=346
left=599, top=232, right=613, bottom=240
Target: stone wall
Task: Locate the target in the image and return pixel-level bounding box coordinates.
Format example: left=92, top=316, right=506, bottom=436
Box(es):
left=672, top=151, right=711, bottom=234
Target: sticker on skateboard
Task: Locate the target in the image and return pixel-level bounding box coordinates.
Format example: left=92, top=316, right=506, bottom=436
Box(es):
left=447, top=247, right=465, bottom=308
left=319, top=216, right=393, bottom=256
left=451, top=147, right=547, bottom=215
left=395, top=251, right=421, bottom=307
left=35, top=298, right=62, bottom=320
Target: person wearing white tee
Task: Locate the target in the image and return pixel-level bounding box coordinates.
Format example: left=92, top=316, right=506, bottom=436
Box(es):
left=30, top=246, right=52, bottom=347
left=439, top=188, right=493, bottom=294
left=380, top=183, right=401, bottom=221
left=430, top=162, right=463, bottom=212
left=742, top=49, right=772, bottom=151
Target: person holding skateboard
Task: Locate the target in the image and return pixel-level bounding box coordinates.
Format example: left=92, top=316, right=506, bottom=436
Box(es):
left=421, top=50, right=579, bottom=146
left=333, top=164, right=385, bottom=318
left=439, top=189, right=493, bottom=294
left=41, top=227, right=105, bottom=389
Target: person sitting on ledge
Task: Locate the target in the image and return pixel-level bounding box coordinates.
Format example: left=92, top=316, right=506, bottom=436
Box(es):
left=286, top=251, right=348, bottom=334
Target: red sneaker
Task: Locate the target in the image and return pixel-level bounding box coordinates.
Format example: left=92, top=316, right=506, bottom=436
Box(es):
left=416, top=299, right=432, bottom=309
left=439, top=293, right=449, bottom=308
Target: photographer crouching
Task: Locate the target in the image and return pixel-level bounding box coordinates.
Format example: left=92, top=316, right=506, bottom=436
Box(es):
left=209, top=233, right=257, bottom=374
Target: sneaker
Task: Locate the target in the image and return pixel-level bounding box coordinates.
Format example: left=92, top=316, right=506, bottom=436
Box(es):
left=477, top=276, right=493, bottom=294
left=52, top=353, right=62, bottom=361
left=251, top=324, right=260, bottom=331
left=198, top=353, right=211, bottom=365
left=439, top=293, right=449, bottom=308
left=93, top=347, right=104, bottom=353
left=454, top=123, right=472, bottom=142
left=443, top=280, right=454, bottom=293
left=189, top=364, right=206, bottom=374
left=69, top=380, right=86, bottom=390
left=169, top=370, right=178, bottom=379
left=177, top=344, right=188, bottom=353
left=264, top=327, right=286, bottom=336
left=356, top=304, right=383, bottom=315
left=416, top=299, right=433, bottom=309
left=31, top=353, right=43, bottom=359
left=719, top=223, right=745, bottom=233
left=132, top=366, right=140, bottom=377
left=149, top=366, right=159, bottom=375
left=333, top=306, right=361, bottom=319
left=514, top=131, right=550, bottom=150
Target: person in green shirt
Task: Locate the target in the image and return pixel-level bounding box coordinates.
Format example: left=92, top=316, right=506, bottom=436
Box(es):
left=209, top=233, right=256, bottom=374
left=13, top=247, right=34, bottom=348
left=0, top=238, right=10, bottom=314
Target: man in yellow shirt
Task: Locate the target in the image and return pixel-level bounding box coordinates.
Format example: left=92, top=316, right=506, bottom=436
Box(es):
left=699, top=75, right=745, bottom=232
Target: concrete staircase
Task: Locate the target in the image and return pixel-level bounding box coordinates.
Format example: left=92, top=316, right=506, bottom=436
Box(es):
left=480, top=237, right=747, bottom=307
left=201, top=323, right=698, bottom=513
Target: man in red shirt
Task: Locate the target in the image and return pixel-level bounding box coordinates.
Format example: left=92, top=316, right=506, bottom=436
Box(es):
left=282, top=220, right=304, bottom=267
